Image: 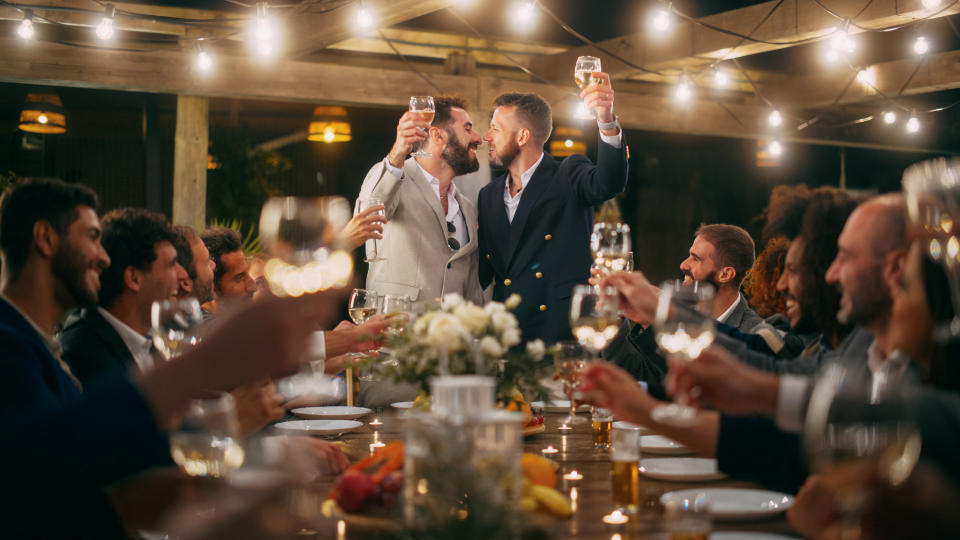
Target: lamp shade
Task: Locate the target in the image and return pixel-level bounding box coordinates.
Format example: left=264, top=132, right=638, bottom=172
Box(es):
left=549, top=126, right=585, bottom=157
left=308, top=106, right=351, bottom=143
left=19, top=92, right=66, bottom=134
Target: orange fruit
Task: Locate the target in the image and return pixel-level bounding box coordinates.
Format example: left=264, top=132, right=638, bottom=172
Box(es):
left=521, top=453, right=557, bottom=488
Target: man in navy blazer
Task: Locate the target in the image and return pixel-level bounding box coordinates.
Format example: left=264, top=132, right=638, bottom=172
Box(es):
left=478, top=75, right=628, bottom=343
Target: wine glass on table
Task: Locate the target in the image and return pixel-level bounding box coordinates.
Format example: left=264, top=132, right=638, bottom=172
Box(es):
left=804, top=360, right=921, bottom=540
left=553, top=340, right=588, bottom=426
left=409, top=96, right=435, bottom=157
left=150, top=298, right=204, bottom=360
left=170, top=391, right=245, bottom=479
left=590, top=222, right=632, bottom=278
left=650, top=280, right=716, bottom=426
left=574, top=56, right=602, bottom=119
left=358, top=197, right=387, bottom=263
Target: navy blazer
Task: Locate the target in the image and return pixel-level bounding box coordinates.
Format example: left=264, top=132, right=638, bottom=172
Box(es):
left=61, top=307, right=137, bottom=385
left=478, top=140, right=629, bottom=343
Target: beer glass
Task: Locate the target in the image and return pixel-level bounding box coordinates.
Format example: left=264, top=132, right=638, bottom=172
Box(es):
left=610, top=426, right=640, bottom=511
left=592, top=406, right=613, bottom=449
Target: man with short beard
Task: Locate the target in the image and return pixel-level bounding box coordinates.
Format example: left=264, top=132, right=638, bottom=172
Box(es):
left=357, top=94, right=484, bottom=308
left=172, top=224, right=216, bottom=307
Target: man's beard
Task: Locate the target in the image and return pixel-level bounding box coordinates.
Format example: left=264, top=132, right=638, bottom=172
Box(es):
left=683, top=269, right=720, bottom=290
left=193, top=277, right=215, bottom=304
left=441, top=130, right=480, bottom=175
left=489, top=136, right=520, bottom=170
left=52, top=240, right=99, bottom=308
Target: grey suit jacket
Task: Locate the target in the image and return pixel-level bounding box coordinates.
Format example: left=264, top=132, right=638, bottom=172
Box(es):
left=357, top=158, right=483, bottom=309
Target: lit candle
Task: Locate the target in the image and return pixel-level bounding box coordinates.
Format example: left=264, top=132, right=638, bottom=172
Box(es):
left=612, top=535, right=622, bottom=540
left=563, top=470, right=583, bottom=481
left=542, top=445, right=559, bottom=455
left=337, top=520, right=346, bottom=540
left=602, top=510, right=629, bottom=525
left=370, top=418, right=383, bottom=426
left=558, top=423, right=572, bottom=431
left=369, top=441, right=386, bottom=453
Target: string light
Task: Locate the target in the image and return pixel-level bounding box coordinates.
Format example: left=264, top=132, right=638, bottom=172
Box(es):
left=713, top=66, right=728, bottom=87
left=674, top=76, right=692, bottom=104
left=96, top=5, right=116, bottom=41
left=355, top=2, right=375, bottom=31
left=512, top=1, right=537, bottom=31
left=825, top=21, right=855, bottom=63
left=768, top=140, right=783, bottom=156
left=650, top=5, right=672, bottom=35
left=17, top=10, right=34, bottom=40
left=196, top=50, right=213, bottom=73
left=906, top=114, right=920, bottom=133
left=882, top=111, right=897, bottom=124
left=921, top=0, right=941, bottom=9
left=768, top=109, right=783, bottom=127
left=250, top=3, right=278, bottom=59
left=913, top=36, right=930, bottom=55
left=856, top=68, right=876, bottom=88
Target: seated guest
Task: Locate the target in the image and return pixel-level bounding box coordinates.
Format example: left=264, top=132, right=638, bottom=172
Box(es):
left=171, top=224, right=216, bottom=307
left=201, top=226, right=256, bottom=315
left=61, top=208, right=185, bottom=384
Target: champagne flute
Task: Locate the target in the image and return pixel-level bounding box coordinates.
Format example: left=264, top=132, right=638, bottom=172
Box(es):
left=650, top=280, right=716, bottom=426
left=359, top=197, right=387, bottom=263
left=591, top=222, right=632, bottom=277
left=804, top=361, right=922, bottom=540
left=574, top=56, right=602, bottom=119
left=553, top=340, right=588, bottom=425
left=170, top=391, right=245, bottom=478
left=409, top=96, right=435, bottom=158
left=150, top=298, right=204, bottom=360
left=569, top=284, right=621, bottom=354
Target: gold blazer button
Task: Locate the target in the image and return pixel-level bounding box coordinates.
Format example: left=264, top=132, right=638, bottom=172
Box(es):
left=535, top=272, right=543, bottom=279
left=504, top=278, right=512, bottom=286
left=539, top=304, right=547, bottom=311
left=544, top=234, right=553, bottom=241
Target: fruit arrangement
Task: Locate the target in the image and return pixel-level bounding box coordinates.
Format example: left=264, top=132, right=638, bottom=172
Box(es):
left=330, top=442, right=405, bottom=513
left=519, top=453, right=573, bottom=518
left=500, top=389, right=544, bottom=430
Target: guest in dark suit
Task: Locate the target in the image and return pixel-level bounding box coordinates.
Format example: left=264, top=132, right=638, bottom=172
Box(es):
left=478, top=78, right=628, bottom=343
left=61, top=208, right=185, bottom=385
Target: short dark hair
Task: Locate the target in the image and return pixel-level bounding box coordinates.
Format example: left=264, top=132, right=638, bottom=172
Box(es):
left=432, top=95, right=470, bottom=128
left=694, top=223, right=756, bottom=287
left=0, top=177, right=99, bottom=280
left=172, top=225, right=198, bottom=282
left=492, top=93, right=553, bottom=146
left=201, top=227, right=242, bottom=292
left=98, top=208, right=177, bottom=309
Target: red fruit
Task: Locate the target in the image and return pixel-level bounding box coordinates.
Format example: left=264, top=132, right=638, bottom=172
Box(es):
left=335, top=470, right=376, bottom=512
left=380, top=471, right=404, bottom=494
left=529, top=414, right=544, bottom=426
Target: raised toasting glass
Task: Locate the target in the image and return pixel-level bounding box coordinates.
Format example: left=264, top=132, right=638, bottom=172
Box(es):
left=650, top=280, right=716, bottom=426
left=359, top=197, right=387, bottom=263
left=553, top=340, right=588, bottom=425
left=569, top=284, right=621, bottom=354
left=574, top=56, right=602, bottom=119
left=591, top=222, right=632, bottom=277
left=170, top=391, right=245, bottom=478
left=804, top=360, right=922, bottom=540
left=150, top=298, right=204, bottom=360
left=409, top=95, right=435, bottom=157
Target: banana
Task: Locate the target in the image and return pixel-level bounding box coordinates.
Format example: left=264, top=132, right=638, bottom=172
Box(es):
left=519, top=496, right=537, bottom=513
left=529, top=485, right=572, bottom=518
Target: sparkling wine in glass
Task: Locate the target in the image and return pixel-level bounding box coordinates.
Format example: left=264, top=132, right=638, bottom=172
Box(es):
left=569, top=284, right=621, bottom=354
left=651, top=280, right=716, bottom=426
left=349, top=288, right=379, bottom=324
left=150, top=298, right=204, bottom=360
left=170, top=391, right=245, bottom=478
left=553, top=340, right=588, bottom=425
left=381, top=293, right=413, bottom=338
left=409, top=96, right=435, bottom=158
left=591, top=222, right=632, bottom=277
left=359, top=197, right=387, bottom=263
left=574, top=56, right=602, bottom=119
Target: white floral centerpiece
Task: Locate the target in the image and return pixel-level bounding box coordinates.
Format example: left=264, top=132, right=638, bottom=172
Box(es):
left=368, top=293, right=547, bottom=404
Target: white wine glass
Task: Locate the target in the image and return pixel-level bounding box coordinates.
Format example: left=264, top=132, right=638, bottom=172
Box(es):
left=553, top=340, right=588, bottom=425
left=170, top=391, right=245, bottom=479
left=569, top=284, right=620, bottom=355
left=359, top=197, right=387, bottom=263
left=409, top=96, right=435, bottom=158
left=574, top=56, right=602, bottom=119
left=150, top=298, right=204, bottom=360
left=651, top=280, right=716, bottom=426
left=349, top=288, right=380, bottom=382
left=804, top=361, right=922, bottom=540
left=591, top=222, right=632, bottom=277
left=381, top=294, right=413, bottom=338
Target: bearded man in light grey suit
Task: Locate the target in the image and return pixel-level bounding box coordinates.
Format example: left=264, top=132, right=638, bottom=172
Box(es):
left=355, top=95, right=484, bottom=406
left=357, top=95, right=484, bottom=310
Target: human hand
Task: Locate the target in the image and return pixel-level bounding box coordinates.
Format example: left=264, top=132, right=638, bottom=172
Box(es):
left=787, top=475, right=841, bottom=540
left=665, top=345, right=780, bottom=417
left=299, top=438, right=350, bottom=474
left=232, top=379, right=286, bottom=437
left=386, top=111, right=431, bottom=167
left=579, top=362, right=655, bottom=425
left=580, top=71, right=615, bottom=124
left=599, top=271, right=659, bottom=325
left=339, top=205, right=386, bottom=250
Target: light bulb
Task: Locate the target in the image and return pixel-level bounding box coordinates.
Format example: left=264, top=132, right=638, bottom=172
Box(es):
left=825, top=24, right=856, bottom=62
left=517, top=1, right=535, bottom=22
left=906, top=116, right=920, bottom=133
left=651, top=7, right=671, bottom=34
left=675, top=80, right=692, bottom=103
left=564, top=139, right=574, bottom=148
left=913, top=36, right=929, bottom=55
left=196, top=51, right=213, bottom=72
left=323, top=127, right=336, bottom=142
left=882, top=111, right=897, bottom=124
left=96, top=17, right=114, bottom=41
left=856, top=68, right=875, bottom=87
left=37, top=114, right=48, bottom=124
left=768, top=140, right=782, bottom=156
left=768, top=109, right=783, bottom=127
left=356, top=6, right=374, bottom=29
left=922, top=0, right=941, bottom=9
left=18, top=12, right=34, bottom=40
left=250, top=4, right=278, bottom=59
left=713, top=68, right=728, bottom=87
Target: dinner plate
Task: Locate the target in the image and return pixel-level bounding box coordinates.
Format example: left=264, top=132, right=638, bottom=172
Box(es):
left=638, top=458, right=726, bottom=482
left=613, top=420, right=650, bottom=434
left=660, top=488, right=794, bottom=521
left=291, top=406, right=372, bottom=420
left=640, top=434, right=693, bottom=455
left=391, top=401, right=414, bottom=409
left=530, top=400, right=591, bottom=413
left=273, top=420, right=364, bottom=436
left=710, top=533, right=798, bottom=540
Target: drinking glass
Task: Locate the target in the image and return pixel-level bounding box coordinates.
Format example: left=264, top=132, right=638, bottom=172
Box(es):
left=569, top=284, right=620, bottom=354
left=170, top=391, right=245, bottom=478
left=610, top=426, right=640, bottom=512
left=663, top=495, right=711, bottom=540
left=574, top=56, right=602, bottom=119
left=804, top=361, right=922, bottom=540
left=358, top=197, right=387, bottom=263
left=591, top=222, right=632, bottom=277
left=592, top=406, right=613, bottom=449
left=409, top=96, right=435, bottom=157
left=650, top=280, right=716, bottom=426
left=381, top=294, right=413, bottom=338
left=150, top=298, right=204, bottom=360
left=348, top=288, right=380, bottom=381
left=553, top=340, right=588, bottom=425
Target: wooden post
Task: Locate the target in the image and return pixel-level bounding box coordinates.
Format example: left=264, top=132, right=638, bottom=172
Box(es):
left=172, top=95, right=208, bottom=228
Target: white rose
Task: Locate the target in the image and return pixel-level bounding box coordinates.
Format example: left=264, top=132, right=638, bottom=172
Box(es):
left=504, top=294, right=522, bottom=310
left=453, top=304, right=489, bottom=335
left=425, top=313, right=466, bottom=351
left=413, top=311, right=436, bottom=336
left=441, top=293, right=464, bottom=311
left=501, top=327, right=521, bottom=348
left=483, top=301, right=506, bottom=315
left=491, top=311, right=517, bottom=334
left=479, top=335, right=503, bottom=358
left=525, top=339, right=546, bottom=361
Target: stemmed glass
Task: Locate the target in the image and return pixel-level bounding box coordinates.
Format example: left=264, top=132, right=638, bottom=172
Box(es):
left=569, top=284, right=621, bottom=354
left=804, top=361, right=922, bottom=540
left=170, top=391, right=245, bottom=478
left=349, top=288, right=380, bottom=381
left=150, top=298, right=204, bottom=360
left=591, top=222, right=632, bottom=277
left=553, top=340, right=588, bottom=425
left=574, top=56, right=602, bottom=119
left=359, top=197, right=387, bottom=263
left=650, top=280, right=716, bottom=426
left=409, top=96, right=435, bottom=157
left=381, top=294, right=413, bottom=338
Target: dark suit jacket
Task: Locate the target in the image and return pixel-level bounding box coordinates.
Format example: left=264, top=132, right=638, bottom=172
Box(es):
left=61, top=307, right=137, bottom=385
left=477, top=141, right=629, bottom=343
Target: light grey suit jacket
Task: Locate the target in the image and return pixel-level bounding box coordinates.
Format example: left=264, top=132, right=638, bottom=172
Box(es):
left=357, top=158, right=483, bottom=309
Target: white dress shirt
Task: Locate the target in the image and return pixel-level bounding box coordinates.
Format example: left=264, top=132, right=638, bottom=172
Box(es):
left=98, top=307, right=155, bottom=373
left=382, top=158, right=469, bottom=249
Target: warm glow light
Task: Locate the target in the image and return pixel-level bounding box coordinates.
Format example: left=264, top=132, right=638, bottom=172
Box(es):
left=768, top=109, right=782, bottom=127
left=251, top=3, right=278, bottom=59
left=542, top=445, right=559, bottom=454
left=906, top=115, right=920, bottom=133
left=564, top=138, right=574, bottom=148
left=883, top=111, right=897, bottom=124
left=913, top=36, right=930, bottom=55
left=856, top=68, right=876, bottom=88
left=17, top=12, right=34, bottom=40
left=356, top=6, right=374, bottom=30
left=511, top=1, right=537, bottom=31
left=196, top=51, right=213, bottom=72
left=768, top=140, right=783, bottom=156
left=650, top=7, right=671, bottom=34
left=713, top=68, right=728, bottom=87
left=825, top=24, right=856, bottom=62
left=96, top=18, right=114, bottom=41
left=323, top=127, right=336, bottom=142
left=922, top=0, right=941, bottom=9
left=602, top=509, right=629, bottom=524
left=563, top=470, right=583, bottom=481
left=674, top=79, right=692, bottom=103
left=37, top=114, right=48, bottom=124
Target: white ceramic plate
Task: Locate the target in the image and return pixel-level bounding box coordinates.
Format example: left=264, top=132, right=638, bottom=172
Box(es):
left=640, top=434, right=693, bottom=455
left=291, top=406, right=372, bottom=420
left=613, top=420, right=650, bottom=434
left=660, top=488, right=794, bottom=521
left=638, top=458, right=726, bottom=482
left=391, top=401, right=414, bottom=410
left=530, top=400, right=591, bottom=413
left=273, top=420, right=364, bottom=436
left=710, top=533, right=798, bottom=540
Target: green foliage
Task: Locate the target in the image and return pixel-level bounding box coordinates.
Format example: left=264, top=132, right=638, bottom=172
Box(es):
left=207, top=217, right=262, bottom=256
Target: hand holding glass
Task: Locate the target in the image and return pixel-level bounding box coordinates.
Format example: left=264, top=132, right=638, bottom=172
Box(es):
left=569, top=284, right=620, bottom=354
left=575, top=56, right=602, bottom=119
left=553, top=341, right=588, bottom=425
left=150, top=298, right=204, bottom=360
left=409, top=96, right=435, bottom=157
left=170, top=391, right=245, bottom=478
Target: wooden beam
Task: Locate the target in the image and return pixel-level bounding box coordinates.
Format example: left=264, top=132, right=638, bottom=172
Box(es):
left=530, top=0, right=960, bottom=83
left=172, top=95, right=208, bottom=230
